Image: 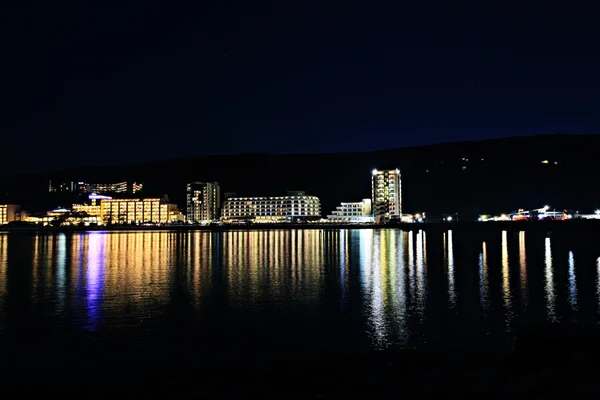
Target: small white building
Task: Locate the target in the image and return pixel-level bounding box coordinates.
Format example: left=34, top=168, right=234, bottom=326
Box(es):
left=327, top=199, right=374, bottom=223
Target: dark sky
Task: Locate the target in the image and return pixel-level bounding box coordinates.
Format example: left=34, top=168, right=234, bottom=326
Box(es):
left=3, top=3, right=599, bottom=174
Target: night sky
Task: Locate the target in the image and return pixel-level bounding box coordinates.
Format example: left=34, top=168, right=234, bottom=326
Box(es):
left=3, top=3, right=599, bottom=174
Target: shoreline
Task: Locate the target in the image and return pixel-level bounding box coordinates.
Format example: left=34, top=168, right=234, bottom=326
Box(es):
left=3, top=219, right=600, bottom=233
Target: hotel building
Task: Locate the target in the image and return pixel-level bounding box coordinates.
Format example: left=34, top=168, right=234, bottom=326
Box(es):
left=221, top=191, right=321, bottom=223
left=71, top=193, right=113, bottom=218
left=371, top=169, right=402, bottom=223
left=186, top=182, right=220, bottom=223
left=327, top=199, right=374, bottom=223
left=100, top=197, right=181, bottom=225
left=0, top=205, right=21, bottom=225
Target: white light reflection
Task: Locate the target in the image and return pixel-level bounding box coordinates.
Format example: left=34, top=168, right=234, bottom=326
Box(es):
left=544, top=237, right=556, bottom=322
left=339, top=230, right=348, bottom=302
left=415, top=230, right=427, bottom=318
left=597, top=257, right=600, bottom=316
left=447, top=230, right=456, bottom=308
left=56, top=233, right=67, bottom=314
left=393, top=231, right=407, bottom=341
left=359, top=230, right=387, bottom=348
left=568, top=251, right=577, bottom=311
left=408, top=231, right=415, bottom=308
left=371, top=232, right=386, bottom=348
left=479, top=241, right=489, bottom=314
left=518, top=231, right=527, bottom=309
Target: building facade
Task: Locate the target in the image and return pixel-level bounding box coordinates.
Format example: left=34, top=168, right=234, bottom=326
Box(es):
left=0, top=204, right=21, bottom=225
left=186, top=182, right=220, bottom=223
left=371, top=169, right=402, bottom=223
left=221, top=191, right=321, bottom=223
left=327, top=199, right=374, bottom=223
left=100, top=198, right=179, bottom=225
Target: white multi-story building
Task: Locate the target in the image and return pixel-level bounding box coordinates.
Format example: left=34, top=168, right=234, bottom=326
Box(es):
left=221, top=191, right=321, bottom=223
left=372, top=169, right=402, bottom=223
left=186, top=182, right=220, bottom=223
left=327, top=199, right=374, bottom=223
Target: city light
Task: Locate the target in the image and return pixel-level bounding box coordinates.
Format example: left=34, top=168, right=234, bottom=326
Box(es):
left=372, top=169, right=378, bottom=175
left=447, top=216, right=452, bottom=221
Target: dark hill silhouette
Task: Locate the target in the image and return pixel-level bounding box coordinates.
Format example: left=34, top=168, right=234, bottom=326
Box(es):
left=2, top=134, right=600, bottom=217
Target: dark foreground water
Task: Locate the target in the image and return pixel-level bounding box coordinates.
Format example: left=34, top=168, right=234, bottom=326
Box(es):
left=1, top=229, right=599, bottom=368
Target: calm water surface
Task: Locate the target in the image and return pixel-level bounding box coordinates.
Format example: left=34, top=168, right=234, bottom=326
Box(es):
left=1, top=229, right=599, bottom=362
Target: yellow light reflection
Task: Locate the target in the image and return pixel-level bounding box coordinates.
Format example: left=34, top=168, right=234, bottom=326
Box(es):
left=518, top=231, right=527, bottom=308
left=501, top=230, right=512, bottom=328
left=0, top=234, right=7, bottom=300
left=479, top=241, right=489, bottom=313
left=501, top=231, right=511, bottom=309
left=545, top=237, right=556, bottom=322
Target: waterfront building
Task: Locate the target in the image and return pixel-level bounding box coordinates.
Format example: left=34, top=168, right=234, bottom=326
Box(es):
left=221, top=191, right=321, bottom=223
left=100, top=197, right=180, bottom=225
left=327, top=199, right=374, bottom=223
left=0, top=204, right=21, bottom=225
left=186, top=182, right=220, bottom=223
left=371, top=169, right=402, bottom=223
left=71, top=193, right=112, bottom=218
left=25, top=207, right=101, bottom=226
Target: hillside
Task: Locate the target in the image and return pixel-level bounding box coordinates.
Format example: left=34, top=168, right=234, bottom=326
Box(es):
left=2, top=134, right=600, bottom=217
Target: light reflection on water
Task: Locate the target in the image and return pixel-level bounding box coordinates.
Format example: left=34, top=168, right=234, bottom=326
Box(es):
left=479, top=242, right=489, bottom=315
left=519, top=231, right=527, bottom=309
left=0, top=229, right=599, bottom=352
left=545, top=237, right=557, bottom=322
left=501, top=231, right=512, bottom=329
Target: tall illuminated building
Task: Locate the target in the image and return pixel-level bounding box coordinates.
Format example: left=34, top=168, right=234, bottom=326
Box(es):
left=371, top=169, right=401, bottom=223
left=186, top=182, right=220, bottom=223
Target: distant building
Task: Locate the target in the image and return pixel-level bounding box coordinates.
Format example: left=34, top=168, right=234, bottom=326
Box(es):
left=100, top=197, right=181, bottom=225
left=327, top=199, right=374, bottom=223
left=0, top=204, right=21, bottom=224
left=85, top=182, right=143, bottom=194
left=221, top=191, right=321, bottom=223
left=48, top=181, right=86, bottom=193
left=186, top=182, right=220, bottom=223
left=48, top=181, right=143, bottom=194
left=371, top=169, right=402, bottom=223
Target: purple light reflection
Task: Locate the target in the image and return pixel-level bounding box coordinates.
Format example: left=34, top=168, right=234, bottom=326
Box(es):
left=86, top=232, right=106, bottom=332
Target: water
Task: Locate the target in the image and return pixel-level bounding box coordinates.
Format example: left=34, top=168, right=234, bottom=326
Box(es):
left=1, top=228, right=599, bottom=364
